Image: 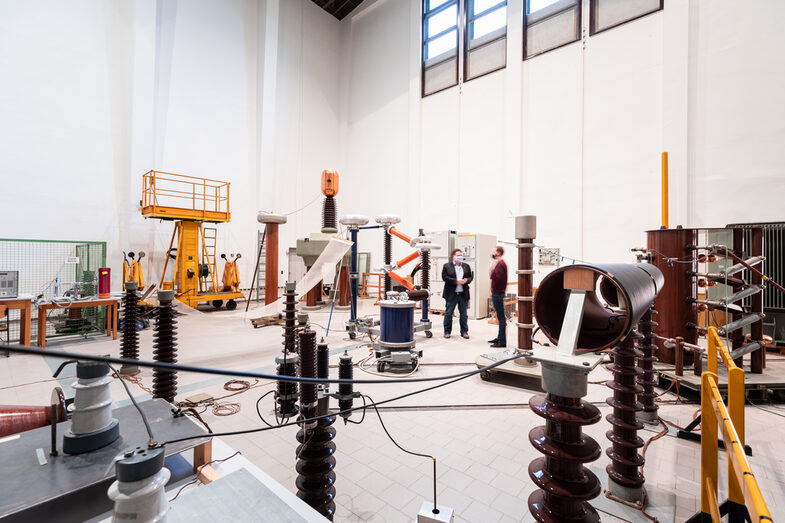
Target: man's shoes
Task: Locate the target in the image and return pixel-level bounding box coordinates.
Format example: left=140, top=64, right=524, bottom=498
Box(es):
left=490, top=342, right=506, bottom=348
left=461, top=334, right=470, bottom=339
left=444, top=334, right=451, bottom=339
left=488, top=338, right=498, bottom=344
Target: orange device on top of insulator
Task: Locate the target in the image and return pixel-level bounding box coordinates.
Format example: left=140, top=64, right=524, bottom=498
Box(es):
left=321, top=170, right=339, bottom=197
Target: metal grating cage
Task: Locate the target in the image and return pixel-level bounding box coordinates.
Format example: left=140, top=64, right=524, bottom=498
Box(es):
left=0, top=239, right=107, bottom=342
left=726, top=222, right=785, bottom=312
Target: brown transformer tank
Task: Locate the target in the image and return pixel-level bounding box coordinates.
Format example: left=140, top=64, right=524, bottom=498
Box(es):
left=646, top=227, right=697, bottom=364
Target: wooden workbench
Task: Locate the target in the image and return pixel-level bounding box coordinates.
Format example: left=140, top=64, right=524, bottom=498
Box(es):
left=0, top=297, right=32, bottom=346
left=36, top=298, right=118, bottom=348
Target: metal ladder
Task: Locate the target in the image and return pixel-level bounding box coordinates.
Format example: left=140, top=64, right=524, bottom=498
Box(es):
left=202, top=227, right=218, bottom=291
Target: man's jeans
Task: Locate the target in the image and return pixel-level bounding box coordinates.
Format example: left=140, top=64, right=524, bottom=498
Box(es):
left=444, top=293, right=469, bottom=335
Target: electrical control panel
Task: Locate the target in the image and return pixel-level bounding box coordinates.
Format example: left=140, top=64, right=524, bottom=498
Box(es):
left=0, top=271, right=19, bottom=298
left=538, top=248, right=560, bottom=267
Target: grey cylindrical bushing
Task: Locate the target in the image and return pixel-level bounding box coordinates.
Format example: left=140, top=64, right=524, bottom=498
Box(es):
left=257, top=212, right=287, bottom=224
left=515, top=215, right=536, bottom=240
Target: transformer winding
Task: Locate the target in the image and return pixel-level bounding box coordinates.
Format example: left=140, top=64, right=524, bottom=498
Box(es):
left=152, top=290, right=178, bottom=403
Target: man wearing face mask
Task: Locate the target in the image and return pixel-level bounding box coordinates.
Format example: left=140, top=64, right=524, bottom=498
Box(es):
left=488, top=246, right=508, bottom=348
left=441, top=248, right=473, bottom=339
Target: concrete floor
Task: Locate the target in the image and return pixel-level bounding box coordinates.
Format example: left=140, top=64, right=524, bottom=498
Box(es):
left=2, top=297, right=784, bottom=522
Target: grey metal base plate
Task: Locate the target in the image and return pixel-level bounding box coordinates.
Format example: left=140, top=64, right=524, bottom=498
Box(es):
left=169, top=468, right=312, bottom=522
left=475, top=352, right=544, bottom=391
left=589, top=465, right=676, bottom=523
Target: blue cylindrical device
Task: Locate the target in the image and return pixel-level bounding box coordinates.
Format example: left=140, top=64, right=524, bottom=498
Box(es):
left=379, top=299, right=415, bottom=346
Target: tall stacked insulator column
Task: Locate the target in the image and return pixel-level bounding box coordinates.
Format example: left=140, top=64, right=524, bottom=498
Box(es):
left=276, top=282, right=299, bottom=418
left=375, top=215, right=401, bottom=296
left=605, top=332, right=646, bottom=502
left=295, top=328, right=337, bottom=520
left=257, top=212, right=287, bottom=305
left=151, top=290, right=178, bottom=403
left=119, top=281, right=140, bottom=376
left=529, top=391, right=602, bottom=522
left=636, top=307, right=659, bottom=424
left=529, top=263, right=664, bottom=521
left=516, top=216, right=536, bottom=366
left=420, top=248, right=430, bottom=322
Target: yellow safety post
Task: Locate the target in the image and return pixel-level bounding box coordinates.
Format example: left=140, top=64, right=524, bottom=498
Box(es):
left=661, top=151, right=669, bottom=229
left=701, top=372, right=719, bottom=517
left=707, top=326, right=718, bottom=375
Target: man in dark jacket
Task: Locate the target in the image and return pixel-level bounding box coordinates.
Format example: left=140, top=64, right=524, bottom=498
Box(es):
left=442, top=248, right=473, bottom=339
left=488, top=246, right=508, bottom=347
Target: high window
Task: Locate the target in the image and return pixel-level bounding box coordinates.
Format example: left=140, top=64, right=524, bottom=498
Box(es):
left=422, top=0, right=507, bottom=97
left=523, top=0, right=580, bottom=59
left=590, top=0, right=663, bottom=35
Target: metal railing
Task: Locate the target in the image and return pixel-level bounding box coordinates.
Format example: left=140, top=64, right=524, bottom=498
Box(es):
left=141, top=170, right=230, bottom=220
left=699, top=327, right=772, bottom=522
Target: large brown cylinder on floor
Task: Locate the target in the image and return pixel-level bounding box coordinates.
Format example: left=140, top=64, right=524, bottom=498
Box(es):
left=337, top=265, right=350, bottom=307
left=257, top=213, right=287, bottom=306
left=646, top=227, right=697, bottom=364
left=265, top=224, right=280, bottom=305
left=306, top=269, right=321, bottom=307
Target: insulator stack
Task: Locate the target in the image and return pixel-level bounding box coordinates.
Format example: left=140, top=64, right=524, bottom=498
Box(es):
left=322, top=196, right=337, bottom=232
left=516, top=216, right=536, bottom=365
left=605, top=333, right=646, bottom=501
left=317, top=339, right=329, bottom=381
left=636, top=308, right=659, bottom=424
left=276, top=353, right=299, bottom=418
left=528, top=393, right=602, bottom=522
left=283, top=282, right=298, bottom=355
left=296, top=414, right=337, bottom=520
left=337, top=351, right=353, bottom=419
left=151, top=290, right=178, bottom=403
left=296, top=326, right=336, bottom=520
left=299, top=329, right=317, bottom=407
left=420, top=250, right=430, bottom=290
left=120, top=281, right=140, bottom=376
left=383, top=229, right=392, bottom=294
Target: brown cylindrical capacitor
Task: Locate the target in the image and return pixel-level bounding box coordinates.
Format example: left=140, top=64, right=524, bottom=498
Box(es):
left=516, top=216, right=535, bottom=363
left=646, top=227, right=697, bottom=364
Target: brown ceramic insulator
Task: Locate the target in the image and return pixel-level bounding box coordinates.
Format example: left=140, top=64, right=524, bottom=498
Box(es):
left=420, top=250, right=430, bottom=290
left=121, top=286, right=140, bottom=360
left=383, top=229, right=392, bottom=294
left=152, top=296, right=178, bottom=403
left=295, top=414, right=337, bottom=520
left=636, top=308, right=659, bottom=420
left=322, top=196, right=337, bottom=231
left=305, top=271, right=321, bottom=308
left=283, top=286, right=298, bottom=354
left=528, top=393, right=602, bottom=522
left=517, top=237, right=533, bottom=351
left=605, top=334, right=645, bottom=490
left=646, top=228, right=697, bottom=364
left=298, top=329, right=317, bottom=407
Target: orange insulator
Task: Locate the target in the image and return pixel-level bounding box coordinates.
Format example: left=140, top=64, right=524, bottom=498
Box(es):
left=396, top=251, right=419, bottom=268
left=388, top=227, right=411, bottom=244
left=388, top=271, right=415, bottom=291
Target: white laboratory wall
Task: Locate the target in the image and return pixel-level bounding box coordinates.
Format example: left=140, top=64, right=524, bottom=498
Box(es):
left=338, top=0, right=785, bottom=270
left=0, top=0, right=342, bottom=291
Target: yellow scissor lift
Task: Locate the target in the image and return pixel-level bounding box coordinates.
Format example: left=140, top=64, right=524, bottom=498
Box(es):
left=141, top=170, right=243, bottom=310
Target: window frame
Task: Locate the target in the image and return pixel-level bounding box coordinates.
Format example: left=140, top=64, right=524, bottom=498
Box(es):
left=463, top=0, right=508, bottom=82
left=422, top=0, right=461, bottom=98
left=523, top=0, right=581, bottom=60
left=589, top=0, right=664, bottom=36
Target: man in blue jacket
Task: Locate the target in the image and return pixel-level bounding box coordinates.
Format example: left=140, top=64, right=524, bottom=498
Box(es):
left=442, top=248, right=473, bottom=339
